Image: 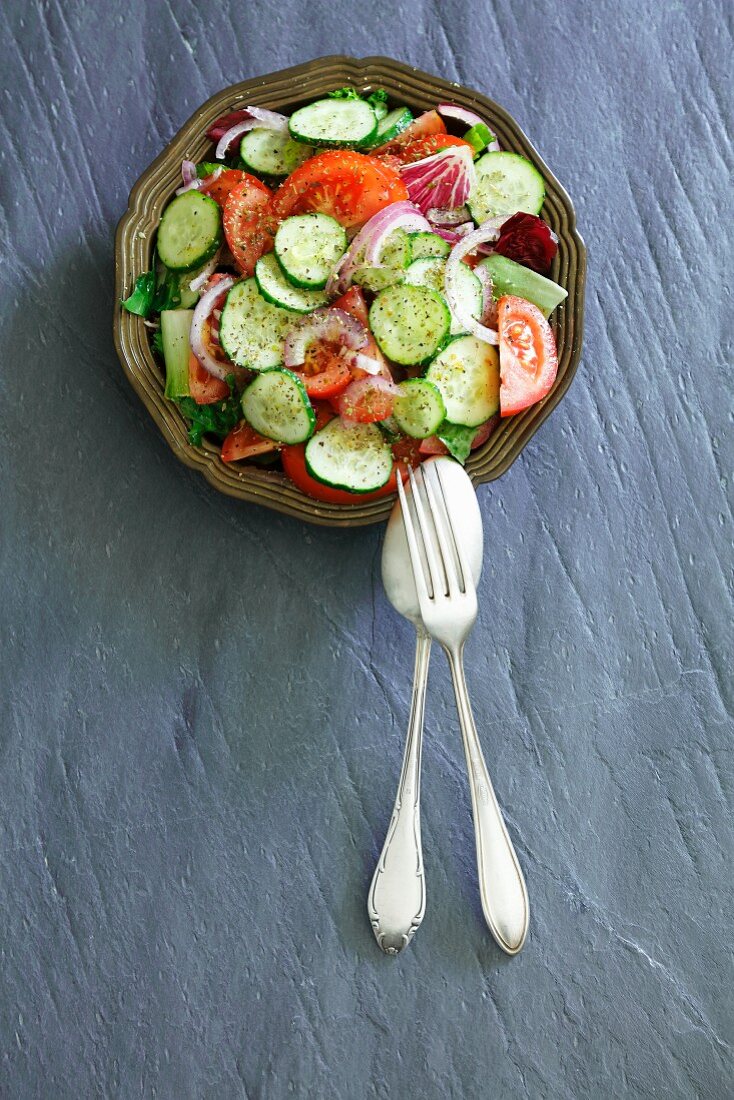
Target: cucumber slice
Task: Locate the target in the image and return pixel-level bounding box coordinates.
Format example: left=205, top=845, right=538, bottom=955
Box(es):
left=305, top=418, right=393, bottom=493
left=477, top=253, right=567, bottom=318
left=255, top=252, right=328, bottom=313
left=393, top=379, right=446, bottom=439
left=160, top=309, right=194, bottom=399
left=241, top=369, right=315, bottom=444
left=369, top=284, right=450, bottom=366
left=408, top=231, right=451, bottom=261
left=240, top=128, right=313, bottom=176
left=289, top=98, right=377, bottom=147
left=352, top=228, right=411, bottom=292
left=405, top=257, right=483, bottom=335
left=363, top=106, right=413, bottom=148
left=468, top=151, right=545, bottom=224
left=219, top=278, right=292, bottom=371
left=274, top=214, right=347, bottom=290
left=424, top=335, right=500, bottom=427
left=157, top=191, right=222, bottom=272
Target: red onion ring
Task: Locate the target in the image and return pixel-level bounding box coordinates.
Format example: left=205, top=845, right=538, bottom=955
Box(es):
left=437, top=103, right=486, bottom=130
left=326, top=201, right=430, bottom=296
left=176, top=164, right=224, bottom=197
left=473, top=262, right=495, bottom=325
left=189, top=248, right=222, bottom=293
left=190, top=275, right=235, bottom=380
left=283, top=308, right=368, bottom=367
left=444, top=225, right=507, bottom=345
left=215, top=107, right=289, bottom=158
left=427, top=205, right=472, bottom=226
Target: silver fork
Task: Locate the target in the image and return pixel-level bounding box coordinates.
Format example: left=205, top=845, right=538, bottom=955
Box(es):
left=397, top=461, right=529, bottom=955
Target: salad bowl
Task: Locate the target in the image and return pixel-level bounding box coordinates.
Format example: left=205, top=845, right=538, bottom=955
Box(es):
left=114, top=55, right=586, bottom=527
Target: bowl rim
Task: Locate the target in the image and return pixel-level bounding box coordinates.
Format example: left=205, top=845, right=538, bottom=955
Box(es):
left=113, top=54, right=586, bottom=527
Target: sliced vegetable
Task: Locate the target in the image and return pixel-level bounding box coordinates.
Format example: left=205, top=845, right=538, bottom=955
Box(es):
left=157, top=190, right=223, bottom=272
left=443, top=222, right=507, bottom=344
left=405, top=257, right=483, bottom=335
left=274, top=214, right=347, bottom=289
left=328, top=202, right=428, bottom=296
left=221, top=421, right=280, bottom=462
left=424, top=334, right=500, bottom=427
left=305, top=419, right=393, bottom=493
left=363, top=106, right=414, bottom=148
left=400, top=145, right=476, bottom=214
left=222, top=174, right=273, bottom=276
left=463, top=123, right=496, bottom=155
left=283, top=306, right=368, bottom=398
left=281, top=443, right=400, bottom=504
left=188, top=350, right=230, bottom=405
left=218, top=277, right=292, bottom=371
left=477, top=253, right=567, bottom=318
left=272, top=150, right=408, bottom=230
left=497, top=295, right=558, bottom=416
left=372, top=110, right=446, bottom=153
left=241, top=128, right=313, bottom=176
left=289, top=98, right=378, bottom=147
left=469, top=151, right=545, bottom=223
left=408, top=231, right=451, bottom=260
left=369, top=284, right=451, bottom=366
left=160, top=309, right=194, bottom=398
left=255, top=252, right=328, bottom=313
left=241, top=368, right=316, bottom=444
left=335, top=376, right=400, bottom=423
left=393, top=379, right=446, bottom=438
left=190, top=275, right=235, bottom=381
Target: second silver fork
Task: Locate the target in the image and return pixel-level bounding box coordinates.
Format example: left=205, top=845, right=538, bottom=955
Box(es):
left=398, top=460, right=529, bottom=955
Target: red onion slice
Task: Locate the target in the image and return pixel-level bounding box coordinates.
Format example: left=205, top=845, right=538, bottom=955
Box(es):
left=181, top=159, right=197, bottom=186
left=190, top=275, right=235, bottom=380
left=283, top=308, right=368, bottom=367
left=437, top=103, right=486, bottom=130
left=400, top=146, right=476, bottom=214
left=473, top=262, right=496, bottom=325
left=215, top=106, right=289, bottom=158
left=189, top=248, right=223, bottom=293
left=348, top=352, right=383, bottom=376
left=444, top=224, right=507, bottom=345
left=176, top=164, right=224, bottom=197
left=326, top=201, right=430, bottom=296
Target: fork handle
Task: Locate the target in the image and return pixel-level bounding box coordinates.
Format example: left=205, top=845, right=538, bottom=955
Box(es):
left=368, top=630, right=430, bottom=955
left=446, top=646, right=529, bottom=954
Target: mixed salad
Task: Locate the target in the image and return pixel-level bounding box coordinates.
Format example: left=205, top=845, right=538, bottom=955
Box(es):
left=123, top=89, right=568, bottom=502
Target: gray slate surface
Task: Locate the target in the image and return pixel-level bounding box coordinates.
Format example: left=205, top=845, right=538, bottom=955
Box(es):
left=1, top=0, right=732, bottom=1096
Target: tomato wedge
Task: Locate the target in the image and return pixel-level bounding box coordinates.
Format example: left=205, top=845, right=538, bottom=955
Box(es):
left=272, top=151, right=407, bottom=229
left=379, top=133, right=474, bottom=167
left=372, top=110, right=447, bottom=153
left=203, top=168, right=251, bottom=209
left=221, top=422, right=279, bottom=463
left=281, top=444, right=402, bottom=505
left=497, top=295, right=558, bottom=417
left=223, top=175, right=274, bottom=276
left=188, top=350, right=230, bottom=405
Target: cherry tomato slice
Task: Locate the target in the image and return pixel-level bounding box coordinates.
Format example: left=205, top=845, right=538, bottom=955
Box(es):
left=498, top=295, right=558, bottom=417
left=336, top=379, right=396, bottom=423
left=221, top=422, right=279, bottom=463
left=272, top=151, right=407, bottom=229
left=223, top=175, right=274, bottom=276
left=293, top=343, right=353, bottom=399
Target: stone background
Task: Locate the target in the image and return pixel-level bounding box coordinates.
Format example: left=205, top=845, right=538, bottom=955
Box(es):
left=1, top=0, right=732, bottom=1096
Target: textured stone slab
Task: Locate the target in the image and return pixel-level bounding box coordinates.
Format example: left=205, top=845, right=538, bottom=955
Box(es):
left=0, top=0, right=731, bottom=1097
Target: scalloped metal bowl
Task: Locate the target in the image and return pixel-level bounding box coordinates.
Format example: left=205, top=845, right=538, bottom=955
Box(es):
left=114, top=55, right=586, bottom=527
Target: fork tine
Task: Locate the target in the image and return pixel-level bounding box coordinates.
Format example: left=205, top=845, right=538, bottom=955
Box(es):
left=408, top=466, right=444, bottom=599
left=396, top=472, right=433, bottom=608
left=422, top=462, right=463, bottom=596
left=431, top=460, right=476, bottom=595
